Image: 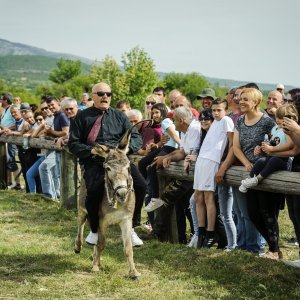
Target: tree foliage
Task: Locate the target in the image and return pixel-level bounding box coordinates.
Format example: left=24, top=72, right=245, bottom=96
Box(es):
left=164, top=72, right=209, bottom=106
left=49, top=59, right=81, bottom=84
left=122, top=47, right=159, bottom=108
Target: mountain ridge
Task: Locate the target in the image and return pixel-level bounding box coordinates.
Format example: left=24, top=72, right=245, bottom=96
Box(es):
left=0, top=38, right=296, bottom=91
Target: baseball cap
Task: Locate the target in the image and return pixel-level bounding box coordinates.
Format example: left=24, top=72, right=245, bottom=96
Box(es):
left=1, top=93, right=12, bottom=102
left=196, top=88, right=216, bottom=100
left=277, top=83, right=284, bottom=90
left=199, top=109, right=213, bottom=121
left=20, top=102, right=31, bottom=111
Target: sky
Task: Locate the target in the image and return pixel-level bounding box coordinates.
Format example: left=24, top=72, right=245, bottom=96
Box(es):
left=1, top=0, right=300, bottom=86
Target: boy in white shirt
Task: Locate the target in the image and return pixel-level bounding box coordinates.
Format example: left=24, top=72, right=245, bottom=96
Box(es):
left=194, top=98, right=234, bottom=248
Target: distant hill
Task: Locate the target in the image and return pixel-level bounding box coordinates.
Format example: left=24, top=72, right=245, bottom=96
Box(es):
left=0, top=38, right=94, bottom=64
left=0, top=55, right=91, bottom=88
left=0, top=38, right=295, bottom=92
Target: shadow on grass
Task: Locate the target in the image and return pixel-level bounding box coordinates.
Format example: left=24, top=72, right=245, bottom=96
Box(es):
left=89, top=233, right=300, bottom=299
left=2, top=191, right=300, bottom=299
left=0, top=253, right=81, bottom=281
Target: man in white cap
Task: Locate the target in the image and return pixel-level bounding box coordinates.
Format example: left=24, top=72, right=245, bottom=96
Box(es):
left=276, top=83, right=285, bottom=97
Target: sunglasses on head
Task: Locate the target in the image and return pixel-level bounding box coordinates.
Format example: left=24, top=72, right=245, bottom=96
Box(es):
left=146, top=101, right=155, bottom=105
left=93, top=91, right=112, bottom=97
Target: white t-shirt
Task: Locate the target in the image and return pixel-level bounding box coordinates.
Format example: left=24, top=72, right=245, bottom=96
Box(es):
left=199, top=116, right=234, bottom=163
left=162, top=118, right=179, bottom=148
left=180, top=119, right=201, bottom=155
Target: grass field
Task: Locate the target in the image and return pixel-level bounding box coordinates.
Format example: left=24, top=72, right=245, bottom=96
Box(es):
left=1, top=191, right=300, bottom=300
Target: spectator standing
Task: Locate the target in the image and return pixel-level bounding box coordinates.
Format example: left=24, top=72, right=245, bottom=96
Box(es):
left=233, top=88, right=282, bottom=259
left=194, top=98, right=234, bottom=248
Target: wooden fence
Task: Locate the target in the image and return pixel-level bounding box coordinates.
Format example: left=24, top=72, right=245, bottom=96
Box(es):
left=1, top=135, right=300, bottom=242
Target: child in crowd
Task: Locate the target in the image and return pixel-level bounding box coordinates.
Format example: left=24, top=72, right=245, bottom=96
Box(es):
left=139, top=103, right=180, bottom=212
left=186, top=109, right=214, bottom=248
left=239, top=104, right=298, bottom=193
left=194, top=98, right=234, bottom=248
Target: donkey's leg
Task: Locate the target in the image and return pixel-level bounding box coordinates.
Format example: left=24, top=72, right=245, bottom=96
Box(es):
left=120, top=219, right=141, bottom=279
left=74, top=174, right=87, bottom=253
left=92, top=223, right=106, bottom=272
left=74, top=210, right=87, bottom=253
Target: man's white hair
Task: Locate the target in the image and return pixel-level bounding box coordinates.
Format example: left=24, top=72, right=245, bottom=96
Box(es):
left=173, top=106, right=193, bottom=125
left=61, top=98, right=78, bottom=110
left=127, top=109, right=143, bottom=121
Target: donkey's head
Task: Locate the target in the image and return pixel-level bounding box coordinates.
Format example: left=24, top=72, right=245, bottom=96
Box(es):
left=93, top=130, right=133, bottom=206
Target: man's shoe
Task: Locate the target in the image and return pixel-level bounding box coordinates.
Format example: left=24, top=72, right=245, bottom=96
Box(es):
left=85, top=231, right=98, bottom=245
left=187, top=234, right=198, bottom=248
left=131, top=228, right=143, bottom=247
left=144, top=198, right=165, bottom=212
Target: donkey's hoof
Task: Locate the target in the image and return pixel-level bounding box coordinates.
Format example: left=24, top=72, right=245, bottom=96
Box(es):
left=74, top=248, right=81, bottom=254
left=92, top=266, right=100, bottom=272
left=129, top=271, right=141, bottom=280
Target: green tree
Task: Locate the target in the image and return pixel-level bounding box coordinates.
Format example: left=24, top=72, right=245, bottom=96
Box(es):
left=164, top=72, right=209, bottom=106
left=122, top=46, right=159, bottom=109
left=49, top=58, right=81, bottom=84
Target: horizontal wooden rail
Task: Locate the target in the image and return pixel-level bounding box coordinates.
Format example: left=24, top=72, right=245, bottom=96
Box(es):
left=156, top=161, right=300, bottom=195
left=0, top=135, right=61, bottom=151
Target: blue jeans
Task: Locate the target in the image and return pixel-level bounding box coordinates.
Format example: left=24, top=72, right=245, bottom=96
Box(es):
left=26, top=156, right=45, bottom=193
left=218, top=185, right=237, bottom=249
left=232, top=186, right=263, bottom=254
left=189, top=193, right=199, bottom=236
left=38, top=151, right=60, bottom=199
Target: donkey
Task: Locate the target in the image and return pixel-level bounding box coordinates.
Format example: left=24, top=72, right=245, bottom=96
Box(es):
left=74, top=130, right=140, bottom=279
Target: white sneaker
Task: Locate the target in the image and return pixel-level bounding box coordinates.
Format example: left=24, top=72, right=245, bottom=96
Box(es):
left=187, top=234, right=198, bottom=248
left=131, top=229, right=143, bottom=247
left=285, top=259, right=300, bottom=268
left=241, top=176, right=259, bottom=188
left=239, top=176, right=259, bottom=193
left=144, top=198, right=165, bottom=212
left=85, top=231, right=98, bottom=245
left=239, top=184, right=248, bottom=193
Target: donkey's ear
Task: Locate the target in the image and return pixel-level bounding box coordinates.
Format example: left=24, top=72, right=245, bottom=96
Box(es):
left=118, top=129, right=131, bottom=153
left=93, top=144, right=110, bottom=158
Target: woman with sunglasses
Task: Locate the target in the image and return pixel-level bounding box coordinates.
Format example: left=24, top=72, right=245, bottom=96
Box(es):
left=34, top=112, right=45, bottom=126
left=144, top=94, right=161, bottom=119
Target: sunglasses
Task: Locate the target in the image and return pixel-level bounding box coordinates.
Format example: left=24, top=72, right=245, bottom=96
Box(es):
left=41, top=107, right=49, bottom=111
left=284, top=99, right=294, bottom=104
left=35, top=118, right=43, bottom=122
left=199, top=117, right=212, bottom=122
left=93, top=91, right=112, bottom=97
left=146, top=101, right=155, bottom=105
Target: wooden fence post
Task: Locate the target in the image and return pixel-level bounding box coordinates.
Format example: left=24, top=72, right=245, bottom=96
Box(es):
left=60, top=149, right=77, bottom=209
left=0, top=142, right=7, bottom=189
left=155, top=174, right=179, bottom=243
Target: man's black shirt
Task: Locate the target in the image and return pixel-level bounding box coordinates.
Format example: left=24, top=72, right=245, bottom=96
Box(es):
left=68, top=106, right=141, bottom=164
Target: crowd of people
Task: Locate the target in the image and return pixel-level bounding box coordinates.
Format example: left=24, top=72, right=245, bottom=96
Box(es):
left=1, top=82, right=300, bottom=264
